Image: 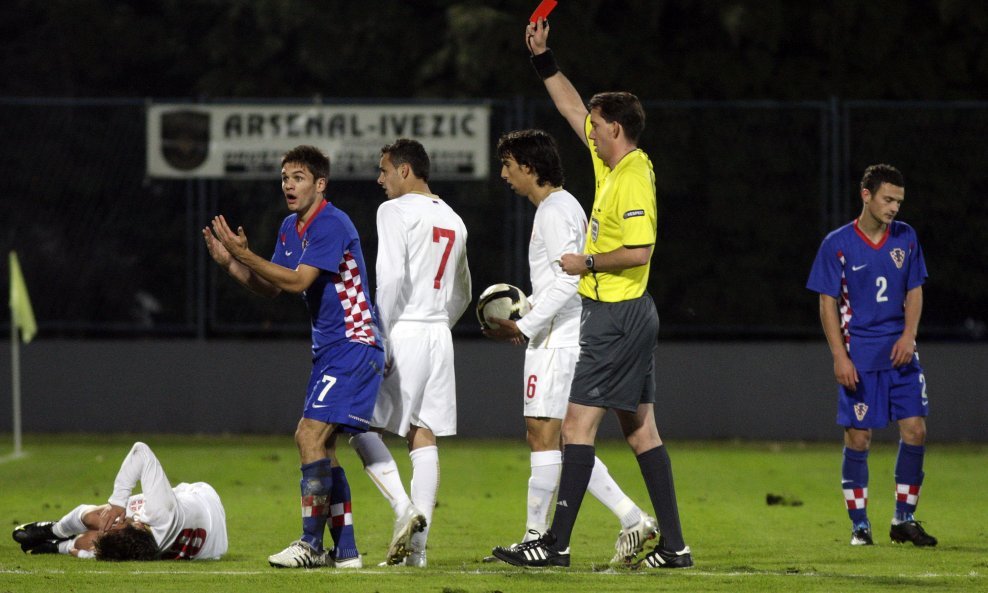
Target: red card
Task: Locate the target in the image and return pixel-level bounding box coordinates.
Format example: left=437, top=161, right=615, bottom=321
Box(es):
left=529, top=0, right=558, bottom=23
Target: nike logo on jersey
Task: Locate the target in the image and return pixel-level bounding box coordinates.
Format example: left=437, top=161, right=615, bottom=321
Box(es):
left=285, top=250, right=293, bottom=256
left=852, top=264, right=867, bottom=271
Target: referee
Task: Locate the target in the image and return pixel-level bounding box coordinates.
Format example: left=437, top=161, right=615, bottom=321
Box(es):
left=493, top=17, right=692, bottom=569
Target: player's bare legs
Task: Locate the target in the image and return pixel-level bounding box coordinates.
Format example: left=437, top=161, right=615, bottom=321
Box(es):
left=898, top=416, right=926, bottom=446
left=296, top=418, right=337, bottom=463
left=616, top=403, right=662, bottom=454
left=560, top=402, right=606, bottom=445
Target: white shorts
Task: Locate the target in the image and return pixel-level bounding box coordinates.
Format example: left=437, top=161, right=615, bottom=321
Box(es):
left=523, top=346, right=579, bottom=419
left=372, top=321, right=457, bottom=437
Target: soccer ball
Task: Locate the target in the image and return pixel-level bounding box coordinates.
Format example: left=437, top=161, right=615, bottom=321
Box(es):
left=476, top=283, right=531, bottom=331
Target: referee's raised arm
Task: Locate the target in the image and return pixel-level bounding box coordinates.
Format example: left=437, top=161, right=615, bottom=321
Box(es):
left=526, top=17, right=589, bottom=146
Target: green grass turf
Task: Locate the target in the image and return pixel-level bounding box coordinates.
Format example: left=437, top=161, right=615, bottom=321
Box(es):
left=1, top=434, right=985, bottom=592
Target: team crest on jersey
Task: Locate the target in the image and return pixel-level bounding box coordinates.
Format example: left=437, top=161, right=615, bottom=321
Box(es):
left=280, top=232, right=286, bottom=246
left=590, top=217, right=599, bottom=242
left=890, top=247, right=906, bottom=269
left=854, top=402, right=869, bottom=421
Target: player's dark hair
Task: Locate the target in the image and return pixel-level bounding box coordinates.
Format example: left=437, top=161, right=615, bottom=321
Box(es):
left=588, top=92, right=646, bottom=144
left=94, top=525, right=159, bottom=561
left=860, top=164, right=904, bottom=194
left=382, top=138, right=430, bottom=182
left=497, top=129, right=565, bottom=188
left=282, top=145, right=330, bottom=182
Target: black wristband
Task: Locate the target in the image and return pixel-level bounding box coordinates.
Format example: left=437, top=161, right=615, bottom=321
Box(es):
left=530, top=49, right=560, bottom=80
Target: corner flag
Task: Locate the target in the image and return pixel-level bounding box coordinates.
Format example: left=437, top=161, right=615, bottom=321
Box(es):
left=9, top=251, right=37, bottom=343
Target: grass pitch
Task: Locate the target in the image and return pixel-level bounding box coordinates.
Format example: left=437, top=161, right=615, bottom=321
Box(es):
left=1, top=434, right=985, bottom=592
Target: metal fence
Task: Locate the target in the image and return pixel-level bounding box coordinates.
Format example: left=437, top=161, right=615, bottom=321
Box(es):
left=2, top=97, right=985, bottom=339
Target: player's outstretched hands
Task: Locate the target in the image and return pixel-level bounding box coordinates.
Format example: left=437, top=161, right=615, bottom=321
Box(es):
left=483, top=317, right=526, bottom=345
left=202, top=225, right=233, bottom=268
left=210, top=215, right=251, bottom=261
left=889, top=335, right=916, bottom=367
left=96, top=504, right=126, bottom=534
left=526, top=16, right=549, bottom=55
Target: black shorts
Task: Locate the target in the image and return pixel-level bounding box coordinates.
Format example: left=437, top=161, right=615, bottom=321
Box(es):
left=569, top=293, right=658, bottom=412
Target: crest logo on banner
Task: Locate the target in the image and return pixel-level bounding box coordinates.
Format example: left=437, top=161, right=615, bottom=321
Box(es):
left=160, top=110, right=210, bottom=171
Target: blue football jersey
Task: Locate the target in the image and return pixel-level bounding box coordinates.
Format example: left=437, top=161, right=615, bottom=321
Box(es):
left=271, top=200, right=380, bottom=354
left=807, top=219, right=927, bottom=371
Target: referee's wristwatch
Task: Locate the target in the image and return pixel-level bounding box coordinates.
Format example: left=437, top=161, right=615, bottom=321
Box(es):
left=585, top=254, right=595, bottom=272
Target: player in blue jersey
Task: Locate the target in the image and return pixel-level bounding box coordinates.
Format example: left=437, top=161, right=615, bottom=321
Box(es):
left=204, top=145, right=385, bottom=568
left=807, top=164, right=936, bottom=548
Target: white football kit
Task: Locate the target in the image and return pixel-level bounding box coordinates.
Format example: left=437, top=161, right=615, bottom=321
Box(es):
left=372, top=192, right=471, bottom=436
left=108, top=442, right=228, bottom=560
left=514, top=189, right=586, bottom=419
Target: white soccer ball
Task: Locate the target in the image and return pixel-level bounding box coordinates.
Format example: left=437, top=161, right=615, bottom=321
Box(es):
left=476, top=283, right=531, bottom=331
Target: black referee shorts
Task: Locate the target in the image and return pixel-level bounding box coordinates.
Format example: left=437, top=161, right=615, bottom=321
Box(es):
left=568, top=293, right=658, bottom=412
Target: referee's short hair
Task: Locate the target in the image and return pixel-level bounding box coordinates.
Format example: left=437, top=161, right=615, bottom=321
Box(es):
left=860, top=164, right=904, bottom=194
left=382, top=138, right=431, bottom=182
left=496, top=129, right=565, bottom=188
left=282, top=145, right=330, bottom=181
left=588, top=92, right=646, bottom=144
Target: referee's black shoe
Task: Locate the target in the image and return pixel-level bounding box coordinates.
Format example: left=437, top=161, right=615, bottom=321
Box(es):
left=491, top=531, right=570, bottom=567
left=890, top=520, right=938, bottom=546
left=635, top=537, right=694, bottom=569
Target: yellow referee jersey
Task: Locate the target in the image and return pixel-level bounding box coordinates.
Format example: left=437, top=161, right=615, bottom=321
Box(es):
left=579, top=115, right=657, bottom=302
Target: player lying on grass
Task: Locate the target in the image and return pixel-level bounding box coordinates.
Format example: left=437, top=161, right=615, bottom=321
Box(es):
left=12, top=441, right=227, bottom=560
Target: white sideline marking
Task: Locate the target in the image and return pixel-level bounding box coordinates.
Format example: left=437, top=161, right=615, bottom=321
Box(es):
left=0, top=568, right=983, bottom=578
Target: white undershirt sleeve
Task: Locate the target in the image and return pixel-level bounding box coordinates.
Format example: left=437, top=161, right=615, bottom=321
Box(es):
left=375, top=203, right=409, bottom=333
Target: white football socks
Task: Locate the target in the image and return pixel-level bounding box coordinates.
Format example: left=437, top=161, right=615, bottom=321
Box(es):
left=526, top=450, right=562, bottom=538
left=350, top=432, right=411, bottom=517
left=408, top=445, right=439, bottom=554
left=588, top=456, right=643, bottom=529
left=54, top=504, right=100, bottom=539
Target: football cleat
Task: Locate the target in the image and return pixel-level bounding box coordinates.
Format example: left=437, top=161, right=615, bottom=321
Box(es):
left=850, top=523, right=874, bottom=546
left=405, top=551, right=427, bottom=568
left=267, top=540, right=328, bottom=568
left=491, top=531, right=570, bottom=567
left=332, top=554, right=363, bottom=569
left=24, top=540, right=61, bottom=555
left=12, top=522, right=64, bottom=553
left=890, top=520, right=937, bottom=547
left=634, top=539, right=694, bottom=569
left=611, top=514, right=659, bottom=565
left=385, top=505, right=427, bottom=565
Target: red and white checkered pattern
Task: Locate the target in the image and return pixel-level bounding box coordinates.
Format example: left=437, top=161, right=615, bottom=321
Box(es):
left=838, top=250, right=853, bottom=348
left=843, top=487, right=868, bottom=510
left=896, top=483, right=921, bottom=507
left=301, top=494, right=329, bottom=518
left=334, top=251, right=377, bottom=346
left=331, top=501, right=353, bottom=528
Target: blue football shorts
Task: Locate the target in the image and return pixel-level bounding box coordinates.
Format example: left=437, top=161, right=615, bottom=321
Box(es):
left=837, top=355, right=929, bottom=429
left=303, top=341, right=385, bottom=432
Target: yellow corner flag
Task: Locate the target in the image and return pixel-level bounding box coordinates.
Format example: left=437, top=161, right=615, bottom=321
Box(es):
left=9, top=251, right=37, bottom=343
